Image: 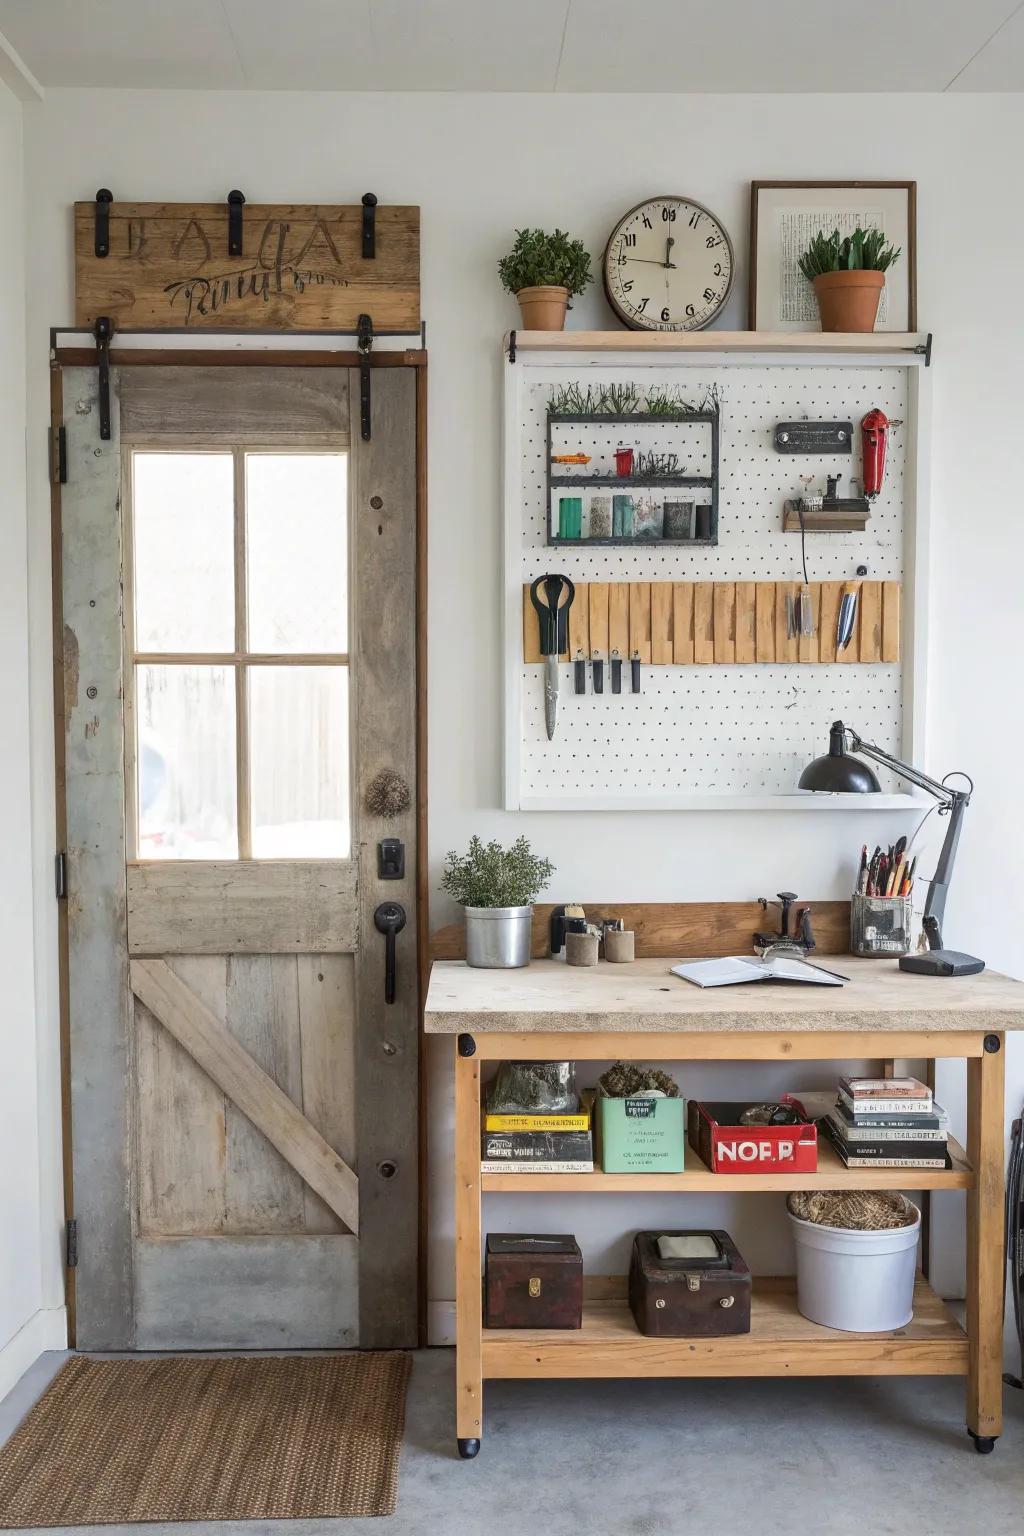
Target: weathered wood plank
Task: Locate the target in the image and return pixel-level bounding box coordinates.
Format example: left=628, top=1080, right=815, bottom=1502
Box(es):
left=713, top=582, right=735, bottom=664
left=588, top=582, right=609, bottom=663
left=120, top=366, right=349, bottom=437
left=225, top=956, right=306, bottom=1234
left=75, top=202, right=420, bottom=333
left=608, top=583, right=629, bottom=662
left=126, top=860, right=358, bottom=954
left=755, top=582, right=776, bottom=662
left=134, top=1235, right=358, bottom=1350
left=819, top=581, right=842, bottom=664
left=628, top=582, right=651, bottom=664
left=734, top=581, right=756, bottom=664
left=859, top=580, right=882, bottom=663
left=350, top=369, right=419, bottom=1347
left=672, top=582, right=694, bottom=665
left=882, top=580, right=901, bottom=662
left=775, top=581, right=799, bottom=663
left=693, top=583, right=714, bottom=664
left=136, top=956, right=227, bottom=1238
left=62, top=366, right=134, bottom=1348
left=651, top=583, right=673, bottom=665
left=432, top=899, right=852, bottom=962
left=798, top=583, right=821, bottom=664
left=130, top=959, right=359, bottom=1234
left=298, top=954, right=356, bottom=1235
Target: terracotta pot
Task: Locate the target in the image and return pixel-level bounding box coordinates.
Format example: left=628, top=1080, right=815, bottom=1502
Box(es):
left=516, top=285, right=569, bottom=331
left=812, top=270, right=885, bottom=333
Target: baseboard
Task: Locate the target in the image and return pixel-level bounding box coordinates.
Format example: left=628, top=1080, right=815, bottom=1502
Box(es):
left=428, top=1298, right=456, bottom=1347
left=0, top=1307, right=67, bottom=1403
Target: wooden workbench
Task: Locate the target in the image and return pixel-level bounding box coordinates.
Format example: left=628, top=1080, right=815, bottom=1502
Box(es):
left=424, top=956, right=1024, bottom=1459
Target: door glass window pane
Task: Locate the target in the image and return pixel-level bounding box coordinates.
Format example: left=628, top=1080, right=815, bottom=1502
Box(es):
left=136, top=665, right=238, bottom=858
left=133, top=453, right=235, bottom=651
left=249, top=666, right=349, bottom=857
left=246, top=453, right=347, bottom=653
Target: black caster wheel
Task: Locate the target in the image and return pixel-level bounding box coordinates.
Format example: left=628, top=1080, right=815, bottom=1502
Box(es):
left=968, top=1431, right=997, bottom=1455
left=457, top=1437, right=481, bottom=1459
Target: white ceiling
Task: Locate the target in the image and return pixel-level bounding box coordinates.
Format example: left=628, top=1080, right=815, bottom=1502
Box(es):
left=0, top=0, right=1022, bottom=93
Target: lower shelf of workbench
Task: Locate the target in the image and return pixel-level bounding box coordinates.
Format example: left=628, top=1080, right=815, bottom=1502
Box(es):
left=481, top=1276, right=967, bottom=1380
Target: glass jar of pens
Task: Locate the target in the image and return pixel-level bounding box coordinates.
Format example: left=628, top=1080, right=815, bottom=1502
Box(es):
left=850, top=841, right=916, bottom=958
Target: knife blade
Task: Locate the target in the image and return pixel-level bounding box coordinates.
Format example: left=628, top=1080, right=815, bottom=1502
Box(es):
left=544, top=654, right=559, bottom=739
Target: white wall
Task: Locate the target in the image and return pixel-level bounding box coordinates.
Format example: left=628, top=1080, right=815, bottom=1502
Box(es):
left=16, top=90, right=1024, bottom=1355
left=0, top=76, right=65, bottom=1401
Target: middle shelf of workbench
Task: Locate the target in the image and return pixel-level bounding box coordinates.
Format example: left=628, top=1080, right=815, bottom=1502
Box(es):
left=481, top=1134, right=972, bottom=1193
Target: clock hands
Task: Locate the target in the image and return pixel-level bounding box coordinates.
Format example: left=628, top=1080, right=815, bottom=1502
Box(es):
left=665, top=236, right=676, bottom=269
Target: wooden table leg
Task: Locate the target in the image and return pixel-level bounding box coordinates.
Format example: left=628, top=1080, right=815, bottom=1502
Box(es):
left=454, top=1044, right=482, bottom=1457
left=966, top=1036, right=1005, bottom=1450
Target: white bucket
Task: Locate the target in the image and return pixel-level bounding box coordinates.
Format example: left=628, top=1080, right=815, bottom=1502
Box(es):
left=788, top=1202, right=921, bottom=1332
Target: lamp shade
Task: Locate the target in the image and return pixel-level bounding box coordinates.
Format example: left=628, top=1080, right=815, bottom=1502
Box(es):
left=799, top=720, right=881, bottom=793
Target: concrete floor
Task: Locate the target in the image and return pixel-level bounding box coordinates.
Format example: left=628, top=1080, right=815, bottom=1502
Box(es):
left=3, top=1350, right=1024, bottom=1536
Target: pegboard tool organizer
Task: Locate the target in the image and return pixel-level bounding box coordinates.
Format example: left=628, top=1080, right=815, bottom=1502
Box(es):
left=522, top=578, right=901, bottom=666
left=504, top=351, right=928, bottom=807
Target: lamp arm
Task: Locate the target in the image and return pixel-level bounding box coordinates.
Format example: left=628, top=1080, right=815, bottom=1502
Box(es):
left=845, top=731, right=954, bottom=804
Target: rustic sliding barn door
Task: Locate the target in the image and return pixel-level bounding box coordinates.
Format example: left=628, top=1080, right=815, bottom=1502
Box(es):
left=59, top=364, right=418, bottom=1350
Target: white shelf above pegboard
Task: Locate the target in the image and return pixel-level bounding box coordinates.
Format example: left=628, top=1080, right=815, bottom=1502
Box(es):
left=505, top=330, right=932, bottom=361
left=518, top=792, right=920, bottom=813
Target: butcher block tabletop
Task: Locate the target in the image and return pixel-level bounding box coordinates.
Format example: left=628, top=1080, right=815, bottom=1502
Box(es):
left=424, top=957, right=1024, bottom=1034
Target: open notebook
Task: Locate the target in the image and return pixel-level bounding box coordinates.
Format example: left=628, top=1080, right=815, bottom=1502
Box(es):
left=671, top=955, right=848, bottom=988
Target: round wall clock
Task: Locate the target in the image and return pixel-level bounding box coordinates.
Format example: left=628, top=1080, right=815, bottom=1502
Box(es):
left=603, top=196, right=735, bottom=331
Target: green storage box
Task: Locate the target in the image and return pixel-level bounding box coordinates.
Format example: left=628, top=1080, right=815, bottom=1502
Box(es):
left=595, top=1094, right=685, bottom=1174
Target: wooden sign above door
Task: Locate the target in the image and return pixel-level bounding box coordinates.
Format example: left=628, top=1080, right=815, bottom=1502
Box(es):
left=74, top=198, right=420, bottom=333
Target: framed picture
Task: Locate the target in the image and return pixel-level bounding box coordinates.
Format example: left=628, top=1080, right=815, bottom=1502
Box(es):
left=748, top=181, right=916, bottom=332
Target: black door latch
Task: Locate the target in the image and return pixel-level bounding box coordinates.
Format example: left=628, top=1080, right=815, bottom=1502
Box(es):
left=374, top=901, right=406, bottom=1005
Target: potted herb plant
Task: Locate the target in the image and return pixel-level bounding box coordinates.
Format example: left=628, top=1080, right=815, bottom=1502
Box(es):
left=798, top=227, right=901, bottom=333
left=498, top=228, right=592, bottom=332
left=441, top=835, right=555, bottom=968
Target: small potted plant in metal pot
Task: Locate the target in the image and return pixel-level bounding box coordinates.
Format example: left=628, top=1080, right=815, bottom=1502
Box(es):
left=498, top=228, right=592, bottom=331
left=441, top=835, right=555, bottom=968
left=798, top=227, right=901, bottom=333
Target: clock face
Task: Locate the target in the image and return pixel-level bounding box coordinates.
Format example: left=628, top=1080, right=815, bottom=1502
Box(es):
left=604, top=196, right=734, bottom=331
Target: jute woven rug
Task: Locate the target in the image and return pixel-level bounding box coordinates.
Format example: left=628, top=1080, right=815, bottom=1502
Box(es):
left=0, top=1352, right=411, bottom=1526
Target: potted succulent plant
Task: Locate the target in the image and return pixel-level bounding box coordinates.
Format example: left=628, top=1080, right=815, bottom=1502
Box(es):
left=498, top=228, right=593, bottom=331
left=798, top=227, right=901, bottom=333
left=441, top=835, right=555, bottom=968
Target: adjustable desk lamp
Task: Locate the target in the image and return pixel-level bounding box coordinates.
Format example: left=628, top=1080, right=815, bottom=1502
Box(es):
left=799, top=720, right=983, bottom=977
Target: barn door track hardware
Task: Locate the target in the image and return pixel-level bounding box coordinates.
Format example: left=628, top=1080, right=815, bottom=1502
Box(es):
left=358, top=312, right=374, bottom=440
left=362, top=192, right=378, bottom=258
left=94, top=188, right=113, bottom=258
left=227, top=189, right=245, bottom=256
left=94, top=316, right=112, bottom=441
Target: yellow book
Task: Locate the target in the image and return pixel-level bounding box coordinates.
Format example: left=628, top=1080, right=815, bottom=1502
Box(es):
left=483, top=1112, right=590, bottom=1133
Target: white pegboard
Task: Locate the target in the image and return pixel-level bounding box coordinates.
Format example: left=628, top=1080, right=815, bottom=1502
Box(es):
left=505, top=356, right=927, bottom=810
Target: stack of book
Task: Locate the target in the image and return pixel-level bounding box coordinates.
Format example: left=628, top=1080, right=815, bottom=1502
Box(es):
left=823, top=1076, right=951, bottom=1170
left=480, top=1104, right=593, bottom=1174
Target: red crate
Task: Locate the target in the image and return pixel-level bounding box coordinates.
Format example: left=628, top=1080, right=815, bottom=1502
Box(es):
left=688, top=1098, right=818, bottom=1174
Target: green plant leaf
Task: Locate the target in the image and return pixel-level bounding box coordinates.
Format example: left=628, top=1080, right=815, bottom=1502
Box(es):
left=498, top=228, right=593, bottom=297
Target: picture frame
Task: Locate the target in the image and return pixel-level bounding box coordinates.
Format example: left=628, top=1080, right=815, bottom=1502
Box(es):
left=748, top=181, right=917, bottom=332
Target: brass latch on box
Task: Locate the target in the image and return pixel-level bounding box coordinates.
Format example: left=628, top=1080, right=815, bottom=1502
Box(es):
left=687, top=1275, right=700, bottom=1292
left=528, top=1277, right=542, bottom=1298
